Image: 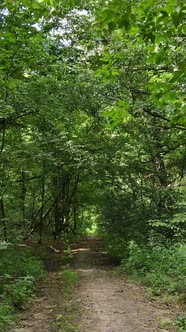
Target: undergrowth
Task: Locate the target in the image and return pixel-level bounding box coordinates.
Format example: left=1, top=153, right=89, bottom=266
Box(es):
left=104, top=234, right=186, bottom=331
left=0, top=242, right=44, bottom=331
left=51, top=264, right=80, bottom=332
left=123, top=241, right=186, bottom=301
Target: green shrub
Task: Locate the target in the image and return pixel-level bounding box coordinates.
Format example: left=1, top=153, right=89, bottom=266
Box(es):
left=122, top=241, right=186, bottom=298
left=20, top=255, right=44, bottom=278
left=0, top=303, right=14, bottom=331
left=176, top=313, right=186, bottom=332
left=104, top=234, right=129, bottom=262
left=61, top=246, right=73, bottom=263
left=0, top=247, right=44, bottom=278
left=4, top=276, right=35, bottom=309
left=0, top=245, right=44, bottom=330
left=61, top=265, right=79, bottom=287
left=105, top=235, right=186, bottom=300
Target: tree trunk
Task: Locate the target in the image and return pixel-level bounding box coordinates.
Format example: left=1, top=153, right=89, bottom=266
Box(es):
left=0, top=124, right=7, bottom=241
left=0, top=198, right=7, bottom=242
left=73, top=207, right=77, bottom=234
left=39, top=159, right=46, bottom=244
left=20, top=169, right=26, bottom=228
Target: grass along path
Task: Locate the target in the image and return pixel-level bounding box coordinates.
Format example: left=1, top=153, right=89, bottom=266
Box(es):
left=12, top=243, right=80, bottom=332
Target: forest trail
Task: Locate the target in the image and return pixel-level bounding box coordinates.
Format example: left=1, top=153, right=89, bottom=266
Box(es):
left=12, top=237, right=176, bottom=332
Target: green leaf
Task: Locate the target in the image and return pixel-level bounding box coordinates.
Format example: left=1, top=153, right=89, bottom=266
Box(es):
left=118, top=14, right=130, bottom=31
left=171, top=12, right=180, bottom=28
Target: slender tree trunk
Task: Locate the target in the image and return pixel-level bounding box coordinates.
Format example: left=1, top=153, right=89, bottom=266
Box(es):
left=73, top=206, right=77, bottom=234
left=0, top=124, right=7, bottom=241
left=53, top=174, right=70, bottom=239
left=54, top=200, right=64, bottom=239
left=20, top=169, right=26, bottom=228
left=39, top=159, right=46, bottom=244
left=0, top=124, right=6, bottom=154
left=0, top=198, right=7, bottom=242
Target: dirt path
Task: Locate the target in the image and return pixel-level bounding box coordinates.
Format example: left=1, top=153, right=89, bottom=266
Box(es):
left=12, top=237, right=176, bottom=332
left=73, top=237, right=175, bottom=332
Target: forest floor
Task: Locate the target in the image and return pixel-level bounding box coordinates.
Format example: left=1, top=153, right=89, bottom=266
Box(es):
left=12, top=236, right=178, bottom=332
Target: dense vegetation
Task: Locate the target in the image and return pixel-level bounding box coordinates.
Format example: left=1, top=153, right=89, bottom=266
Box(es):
left=0, top=0, right=186, bottom=327
left=0, top=242, right=44, bottom=330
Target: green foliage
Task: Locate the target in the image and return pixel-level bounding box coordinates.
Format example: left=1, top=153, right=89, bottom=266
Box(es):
left=0, top=303, right=14, bottom=331
left=176, top=313, right=186, bottom=332
left=61, top=246, right=73, bottom=264
left=0, top=0, right=185, bottom=312
left=0, top=247, right=44, bottom=278
left=104, top=234, right=129, bottom=262
left=52, top=310, right=80, bottom=332
left=0, top=246, right=44, bottom=330
left=0, top=0, right=185, bottom=247
left=122, top=241, right=186, bottom=299
left=0, top=4, right=185, bottom=330
left=4, top=276, right=35, bottom=309
left=95, top=0, right=186, bottom=125
left=104, top=232, right=186, bottom=305
left=61, top=266, right=79, bottom=288
left=149, top=212, right=186, bottom=241
left=51, top=265, right=80, bottom=332
left=64, top=246, right=73, bottom=260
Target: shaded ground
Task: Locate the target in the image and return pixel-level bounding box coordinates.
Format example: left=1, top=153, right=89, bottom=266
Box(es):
left=12, top=236, right=177, bottom=332
left=12, top=242, right=68, bottom=332
left=72, top=237, right=176, bottom=332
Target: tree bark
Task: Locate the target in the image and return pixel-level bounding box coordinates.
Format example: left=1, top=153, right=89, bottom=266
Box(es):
left=39, top=159, right=46, bottom=244
left=0, top=198, right=7, bottom=242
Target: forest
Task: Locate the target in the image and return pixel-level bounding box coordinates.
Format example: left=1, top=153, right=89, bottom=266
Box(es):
left=0, top=0, right=186, bottom=330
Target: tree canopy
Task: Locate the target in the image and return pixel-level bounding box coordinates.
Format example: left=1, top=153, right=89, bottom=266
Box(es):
left=0, top=0, right=186, bottom=243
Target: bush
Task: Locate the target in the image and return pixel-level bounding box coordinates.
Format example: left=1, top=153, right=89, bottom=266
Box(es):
left=0, top=303, right=14, bottom=331
left=4, top=276, right=35, bottom=309
left=104, top=234, right=129, bottom=262
left=122, top=241, right=186, bottom=298
left=61, top=265, right=79, bottom=287
left=0, top=247, right=44, bottom=278
left=104, top=235, right=186, bottom=300
left=0, top=244, right=44, bottom=330
left=176, top=313, right=186, bottom=332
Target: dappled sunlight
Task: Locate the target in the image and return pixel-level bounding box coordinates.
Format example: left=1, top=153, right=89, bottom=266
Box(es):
left=77, top=268, right=99, bottom=273
left=72, top=247, right=107, bottom=254
left=71, top=248, right=91, bottom=253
